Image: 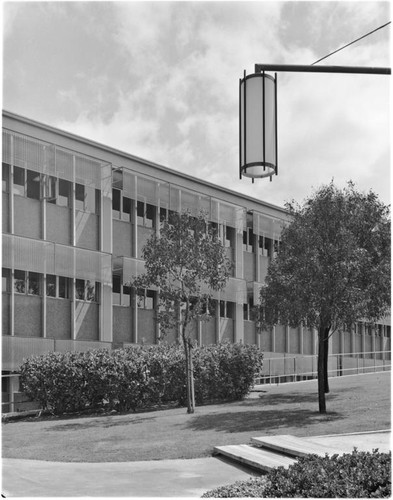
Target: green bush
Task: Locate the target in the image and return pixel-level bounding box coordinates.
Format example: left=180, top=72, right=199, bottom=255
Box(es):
left=19, top=342, right=263, bottom=415
left=202, top=449, right=392, bottom=498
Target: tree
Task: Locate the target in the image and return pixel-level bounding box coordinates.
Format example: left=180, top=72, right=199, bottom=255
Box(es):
left=259, top=182, right=390, bottom=413
left=131, top=210, right=232, bottom=413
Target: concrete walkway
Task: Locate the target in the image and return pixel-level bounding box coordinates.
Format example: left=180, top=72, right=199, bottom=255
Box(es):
left=2, top=431, right=390, bottom=497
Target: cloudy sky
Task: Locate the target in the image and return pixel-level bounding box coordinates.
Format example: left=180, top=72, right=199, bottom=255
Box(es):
left=3, top=1, right=391, bottom=208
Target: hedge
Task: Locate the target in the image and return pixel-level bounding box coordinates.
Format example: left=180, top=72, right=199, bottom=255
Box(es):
left=202, top=449, right=392, bottom=498
left=19, top=342, right=263, bottom=415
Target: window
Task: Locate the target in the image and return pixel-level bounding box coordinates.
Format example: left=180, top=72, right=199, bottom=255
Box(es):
left=112, top=274, right=121, bottom=305
left=122, top=196, right=132, bottom=222
left=243, top=297, right=255, bottom=321
left=137, top=201, right=155, bottom=228
left=14, top=270, right=41, bottom=295
left=2, top=268, right=11, bottom=292
left=13, top=166, right=25, bottom=196
left=26, top=171, right=40, bottom=200
left=220, top=300, right=235, bottom=319
left=137, top=289, right=154, bottom=309
left=112, top=189, right=121, bottom=218
left=58, top=179, right=71, bottom=207
left=258, top=236, right=272, bottom=257
left=112, top=189, right=131, bottom=221
left=225, top=226, right=235, bottom=248
left=75, top=183, right=85, bottom=211
left=59, top=277, right=70, bottom=299
left=75, top=184, right=99, bottom=213
left=14, top=270, right=26, bottom=294
left=46, top=274, right=56, bottom=297
left=2, top=163, right=10, bottom=193
left=75, top=279, right=99, bottom=302
left=243, top=228, right=255, bottom=253
left=28, top=272, right=40, bottom=295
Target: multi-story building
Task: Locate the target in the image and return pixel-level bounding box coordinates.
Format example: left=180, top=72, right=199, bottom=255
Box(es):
left=2, top=110, right=391, bottom=411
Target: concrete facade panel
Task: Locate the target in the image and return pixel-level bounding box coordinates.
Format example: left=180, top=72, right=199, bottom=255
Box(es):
left=138, top=309, right=156, bottom=344
left=219, top=318, right=234, bottom=342
left=2, top=293, right=10, bottom=335
left=137, top=227, right=154, bottom=258
left=302, top=328, right=314, bottom=355
left=113, top=220, right=132, bottom=258
left=75, top=302, right=99, bottom=341
left=14, top=295, right=42, bottom=337
left=112, top=306, right=133, bottom=344
left=75, top=212, right=99, bottom=250
left=274, top=324, right=286, bottom=352
left=243, top=253, right=255, bottom=282
left=289, top=327, right=299, bottom=354
left=259, top=329, right=271, bottom=352
left=14, top=196, right=41, bottom=239
left=244, top=321, right=257, bottom=345
left=46, top=204, right=71, bottom=245
left=201, top=320, right=215, bottom=345
left=46, top=298, right=71, bottom=339
left=2, top=194, right=9, bottom=233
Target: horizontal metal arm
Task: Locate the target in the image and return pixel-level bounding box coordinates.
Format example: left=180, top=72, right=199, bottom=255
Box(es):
left=255, top=64, right=391, bottom=75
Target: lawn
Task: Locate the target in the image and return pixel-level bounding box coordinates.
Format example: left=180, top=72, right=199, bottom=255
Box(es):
left=2, top=371, right=390, bottom=463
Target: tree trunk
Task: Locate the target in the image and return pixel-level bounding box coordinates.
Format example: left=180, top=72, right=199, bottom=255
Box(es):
left=318, top=328, right=327, bottom=414
left=323, top=334, right=330, bottom=393
left=183, top=337, right=194, bottom=414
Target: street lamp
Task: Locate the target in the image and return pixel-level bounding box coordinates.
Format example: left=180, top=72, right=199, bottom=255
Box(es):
left=240, top=64, right=391, bottom=182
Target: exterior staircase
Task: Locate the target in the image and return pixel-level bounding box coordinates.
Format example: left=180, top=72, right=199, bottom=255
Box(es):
left=214, top=434, right=341, bottom=472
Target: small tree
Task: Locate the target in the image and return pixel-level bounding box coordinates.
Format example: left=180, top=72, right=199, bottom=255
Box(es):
left=131, top=211, right=232, bottom=413
left=260, top=182, right=390, bottom=413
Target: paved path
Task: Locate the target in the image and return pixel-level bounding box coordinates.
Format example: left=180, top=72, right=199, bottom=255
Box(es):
left=2, top=431, right=390, bottom=497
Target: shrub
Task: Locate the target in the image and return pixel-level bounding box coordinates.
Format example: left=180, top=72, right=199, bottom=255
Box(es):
left=202, top=449, right=392, bottom=498
left=19, top=342, right=263, bottom=415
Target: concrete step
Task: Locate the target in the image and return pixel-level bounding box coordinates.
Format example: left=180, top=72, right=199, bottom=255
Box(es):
left=251, top=434, right=340, bottom=458
left=213, top=444, right=297, bottom=472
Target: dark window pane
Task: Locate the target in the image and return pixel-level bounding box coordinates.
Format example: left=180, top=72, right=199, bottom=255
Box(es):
left=2, top=268, right=10, bottom=292
left=226, top=302, right=235, bottom=319
left=2, top=163, right=10, bottom=193
left=59, top=276, right=69, bottom=299
left=75, top=183, right=85, bottom=211
left=58, top=179, right=71, bottom=207
left=137, top=201, right=144, bottom=225
left=145, top=290, right=154, bottom=309
left=13, top=166, right=25, bottom=196
left=46, top=176, right=57, bottom=204
left=85, top=280, right=97, bottom=302
left=26, top=170, right=40, bottom=200
left=112, top=189, right=121, bottom=218
left=14, top=269, right=26, bottom=294
left=75, top=279, right=85, bottom=300
left=28, top=272, right=40, bottom=295
left=145, top=204, right=154, bottom=228
left=122, top=196, right=131, bottom=221
left=46, top=274, right=56, bottom=297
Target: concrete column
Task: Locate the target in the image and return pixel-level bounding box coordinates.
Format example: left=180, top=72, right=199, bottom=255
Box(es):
left=299, top=324, right=304, bottom=354
left=285, top=324, right=290, bottom=353
left=131, top=289, right=138, bottom=343
left=234, top=303, right=244, bottom=343
left=312, top=328, right=318, bottom=355
left=215, top=300, right=220, bottom=343
left=361, top=322, right=366, bottom=358
left=371, top=325, right=376, bottom=359
left=271, top=326, right=276, bottom=352
left=351, top=324, right=356, bottom=357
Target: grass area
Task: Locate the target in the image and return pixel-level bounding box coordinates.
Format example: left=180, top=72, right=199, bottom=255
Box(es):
left=2, top=371, right=390, bottom=463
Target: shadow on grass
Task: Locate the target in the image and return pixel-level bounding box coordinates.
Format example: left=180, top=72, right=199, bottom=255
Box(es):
left=48, top=415, right=157, bottom=432
left=187, top=407, right=343, bottom=434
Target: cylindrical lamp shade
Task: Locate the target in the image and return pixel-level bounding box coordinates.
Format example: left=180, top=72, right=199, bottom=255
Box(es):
left=239, top=71, right=278, bottom=180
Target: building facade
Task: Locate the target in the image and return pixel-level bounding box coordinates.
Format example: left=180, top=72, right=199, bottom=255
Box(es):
left=2, top=111, right=391, bottom=410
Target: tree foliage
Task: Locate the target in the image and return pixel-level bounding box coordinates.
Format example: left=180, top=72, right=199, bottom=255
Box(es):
left=260, top=182, right=390, bottom=412
left=131, top=210, right=232, bottom=413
